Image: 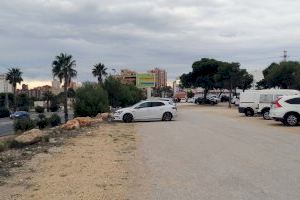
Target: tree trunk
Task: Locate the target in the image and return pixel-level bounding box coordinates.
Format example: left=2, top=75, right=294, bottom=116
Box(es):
left=13, top=86, right=17, bottom=112
left=203, top=88, right=208, bottom=103
left=5, top=92, right=9, bottom=109
left=46, top=100, right=49, bottom=112
left=98, top=76, right=102, bottom=85
left=64, top=81, right=69, bottom=122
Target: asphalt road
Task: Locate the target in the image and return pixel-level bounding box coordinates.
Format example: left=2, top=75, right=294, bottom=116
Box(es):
left=133, top=103, right=300, bottom=200
left=0, top=112, right=73, bottom=136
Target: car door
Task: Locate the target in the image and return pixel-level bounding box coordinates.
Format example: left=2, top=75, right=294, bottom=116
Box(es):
left=150, top=102, right=165, bottom=119
left=133, top=102, right=152, bottom=120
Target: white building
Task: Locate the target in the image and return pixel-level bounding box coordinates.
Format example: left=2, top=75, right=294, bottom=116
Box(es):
left=51, top=79, right=62, bottom=95
left=0, top=74, right=13, bottom=93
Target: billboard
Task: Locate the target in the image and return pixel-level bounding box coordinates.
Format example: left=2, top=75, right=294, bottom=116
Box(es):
left=136, top=73, right=155, bottom=88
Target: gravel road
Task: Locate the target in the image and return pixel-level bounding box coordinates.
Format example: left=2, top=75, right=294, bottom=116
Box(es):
left=133, top=103, right=300, bottom=200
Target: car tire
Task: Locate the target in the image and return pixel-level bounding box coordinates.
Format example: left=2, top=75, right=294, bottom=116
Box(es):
left=262, top=109, right=271, bottom=120
left=245, top=108, right=254, bottom=117
left=283, top=113, right=299, bottom=126
left=162, top=112, right=173, bottom=121
left=123, top=113, right=133, bottom=123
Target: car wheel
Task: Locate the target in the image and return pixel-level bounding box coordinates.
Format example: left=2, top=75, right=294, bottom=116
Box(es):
left=162, top=112, right=173, bottom=121
left=262, top=109, right=271, bottom=120
left=245, top=108, right=254, bottom=117
left=123, top=113, right=133, bottom=123
left=284, top=113, right=299, bottom=126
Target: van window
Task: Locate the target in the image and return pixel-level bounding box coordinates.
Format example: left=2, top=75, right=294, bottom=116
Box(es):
left=259, top=94, right=273, bottom=103
left=286, top=98, right=300, bottom=105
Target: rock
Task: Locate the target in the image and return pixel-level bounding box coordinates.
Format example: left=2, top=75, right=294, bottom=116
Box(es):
left=73, top=117, right=95, bottom=127
left=61, top=119, right=80, bottom=130
left=49, top=138, right=57, bottom=144
left=14, top=129, right=45, bottom=145
left=95, top=113, right=102, bottom=119
left=100, top=113, right=112, bottom=121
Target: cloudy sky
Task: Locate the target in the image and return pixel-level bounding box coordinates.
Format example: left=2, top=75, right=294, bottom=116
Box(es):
left=1, top=0, right=300, bottom=87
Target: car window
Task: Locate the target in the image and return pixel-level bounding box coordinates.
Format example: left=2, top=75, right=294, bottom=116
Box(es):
left=286, top=98, right=300, bottom=104
left=151, top=102, right=165, bottom=107
left=137, top=102, right=151, bottom=108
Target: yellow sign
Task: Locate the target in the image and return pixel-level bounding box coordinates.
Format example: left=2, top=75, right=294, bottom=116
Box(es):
left=136, top=73, right=155, bottom=88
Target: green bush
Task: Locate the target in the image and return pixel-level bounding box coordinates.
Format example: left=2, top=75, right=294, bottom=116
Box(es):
left=35, top=106, right=45, bottom=113
left=49, top=114, right=61, bottom=127
left=14, top=118, right=36, bottom=133
left=74, top=83, right=109, bottom=117
left=0, top=107, right=10, bottom=118
left=104, top=76, right=145, bottom=108
left=36, top=114, right=48, bottom=129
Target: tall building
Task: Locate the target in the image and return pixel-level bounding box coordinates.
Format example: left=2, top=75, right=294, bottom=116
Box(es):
left=29, top=85, right=52, bottom=99
left=51, top=79, right=61, bottom=95
left=148, top=68, right=167, bottom=88
left=117, top=69, right=137, bottom=85
left=0, top=74, right=13, bottom=93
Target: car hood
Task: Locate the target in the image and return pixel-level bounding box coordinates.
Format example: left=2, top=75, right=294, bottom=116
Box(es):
left=115, top=107, right=133, bottom=113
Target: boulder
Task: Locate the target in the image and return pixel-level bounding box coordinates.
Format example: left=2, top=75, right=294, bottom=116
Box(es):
left=74, top=117, right=95, bottom=127
left=95, top=113, right=102, bottom=119
left=61, top=119, right=80, bottom=130
left=14, top=129, right=45, bottom=145
left=100, top=113, right=112, bottom=121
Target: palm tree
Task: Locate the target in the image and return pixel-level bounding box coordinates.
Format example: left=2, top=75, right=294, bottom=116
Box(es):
left=92, top=63, right=107, bottom=84
left=6, top=68, right=23, bottom=111
left=43, top=91, right=54, bottom=112
left=52, top=53, right=77, bottom=122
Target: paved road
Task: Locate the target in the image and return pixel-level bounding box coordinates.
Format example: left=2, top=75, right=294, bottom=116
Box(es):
left=134, top=104, right=300, bottom=200
left=0, top=112, right=73, bottom=136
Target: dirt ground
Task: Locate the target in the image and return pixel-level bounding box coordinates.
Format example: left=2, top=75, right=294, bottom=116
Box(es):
left=0, top=122, right=137, bottom=200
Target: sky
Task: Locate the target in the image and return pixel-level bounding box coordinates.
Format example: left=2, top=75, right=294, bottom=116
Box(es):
left=1, top=0, right=300, bottom=88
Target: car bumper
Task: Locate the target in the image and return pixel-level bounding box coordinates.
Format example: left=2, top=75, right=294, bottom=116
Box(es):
left=112, top=114, right=123, bottom=121
left=269, top=110, right=284, bottom=120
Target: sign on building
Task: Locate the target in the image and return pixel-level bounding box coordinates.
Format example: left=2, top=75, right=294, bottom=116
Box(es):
left=136, top=73, right=155, bottom=88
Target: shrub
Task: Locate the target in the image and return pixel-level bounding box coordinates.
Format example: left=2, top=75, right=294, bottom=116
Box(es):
left=14, top=118, right=36, bottom=133
left=49, top=114, right=61, bottom=127
left=35, top=106, right=45, bottom=113
left=50, top=103, right=59, bottom=112
left=0, top=141, right=6, bottom=152
left=0, top=107, right=10, bottom=118
left=36, top=114, right=48, bottom=129
left=74, top=83, right=109, bottom=117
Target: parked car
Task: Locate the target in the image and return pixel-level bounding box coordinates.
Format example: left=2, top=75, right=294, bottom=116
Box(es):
left=220, top=95, right=230, bottom=102
left=231, top=96, right=240, bottom=106
left=207, top=95, right=220, bottom=103
left=195, top=97, right=218, bottom=105
left=238, top=89, right=300, bottom=119
left=269, top=95, right=300, bottom=126
left=187, top=97, right=197, bottom=103
left=113, top=100, right=177, bottom=123
left=10, top=111, right=30, bottom=119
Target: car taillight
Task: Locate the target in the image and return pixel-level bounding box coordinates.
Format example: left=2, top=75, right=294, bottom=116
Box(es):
left=273, top=98, right=282, bottom=108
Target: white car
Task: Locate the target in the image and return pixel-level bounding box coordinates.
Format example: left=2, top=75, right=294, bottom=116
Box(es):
left=187, top=97, right=196, bottom=103
left=113, top=100, right=177, bottom=123
left=269, top=95, right=300, bottom=126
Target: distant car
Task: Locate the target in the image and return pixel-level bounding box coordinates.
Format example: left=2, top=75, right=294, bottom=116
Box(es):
left=269, top=95, right=300, bottom=126
left=113, top=100, right=177, bottom=123
left=207, top=95, right=220, bottom=103
left=195, top=97, right=217, bottom=105
left=187, top=97, right=197, bottom=103
left=10, top=111, right=30, bottom=119
left=220, top=95, right=230, bottom=102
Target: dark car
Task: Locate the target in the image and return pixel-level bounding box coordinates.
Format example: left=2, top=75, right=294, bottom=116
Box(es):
left=10, top=111, right=30, bottom=119
left=195, top=97, right=217, bottom=105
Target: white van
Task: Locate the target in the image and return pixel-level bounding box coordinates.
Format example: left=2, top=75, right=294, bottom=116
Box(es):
left=238, top=89, right=300, bottom=119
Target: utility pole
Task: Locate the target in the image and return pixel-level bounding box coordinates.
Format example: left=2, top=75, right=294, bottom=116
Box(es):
left=283, top=50, right=288, bottom=62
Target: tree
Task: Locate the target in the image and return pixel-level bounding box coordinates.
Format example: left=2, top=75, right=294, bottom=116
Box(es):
left=43, top=91, right=54, bottom=112
left=180, top=58, right=221, bottom=100
left=237, top=69, right=254, bottom=92
left=6, top=68, right=23, bottom=111
left=92, top=63, right=108, bottom=84
left=52, top=53, right=77, bottom=122
left=74, top=83, right=109, bottom=117
left=186, top=90, right=194, bottom=98
left=17, top=93, right=30, bottom=111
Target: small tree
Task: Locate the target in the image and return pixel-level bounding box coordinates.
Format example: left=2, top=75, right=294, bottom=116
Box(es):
left=92, top=63, right=108, bottom=84
left=6, top=68, right=23, bottom=111
left=43, top=91, right=54, bottom=112
left=74, top=83, right=109, bottom=117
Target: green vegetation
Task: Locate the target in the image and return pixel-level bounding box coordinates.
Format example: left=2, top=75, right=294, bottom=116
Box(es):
left=35, top=106, right=45, bottom=113
left=103, top=76, right=145, bottom=108
left=49, top=113, right=61, bottom=127
left=0, top=107, right=10, bottom=118
left=14, top=118, right=36, bottom=133
left=36, top=114, right=48, bottom=129
left=52, top=53, right=77, bottom=122
left=92, top=62, right=108, bottom=84
left=6, top=68, right=23, bottom=111
left=257, top=61, right=300, bottom=89
left=74, top=83, right=109, bottom=117
left=43, top=91, right=54, bottom=112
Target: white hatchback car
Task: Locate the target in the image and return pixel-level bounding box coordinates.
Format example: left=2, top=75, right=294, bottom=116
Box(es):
left=113, top=100, right=177, bottom=123
left=269, top=95, right=300, bottom=126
